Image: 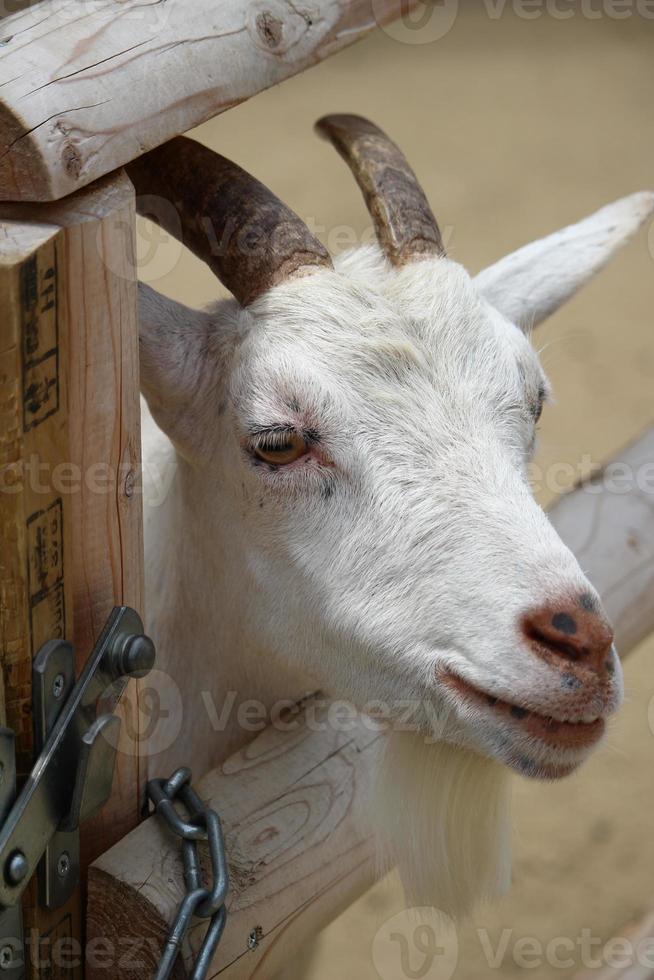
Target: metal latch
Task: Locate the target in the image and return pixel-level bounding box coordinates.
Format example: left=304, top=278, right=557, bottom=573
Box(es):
left=0, top=606, right=155, bottom=915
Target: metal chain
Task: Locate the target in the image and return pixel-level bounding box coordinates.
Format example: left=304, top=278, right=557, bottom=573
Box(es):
left=147, top=767, right=229, bottom=980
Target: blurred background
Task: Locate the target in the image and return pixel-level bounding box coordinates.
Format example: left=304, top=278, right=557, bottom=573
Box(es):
left=138, top=6, right=654, bottom=979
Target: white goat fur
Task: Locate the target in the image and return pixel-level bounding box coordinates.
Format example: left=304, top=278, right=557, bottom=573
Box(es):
left=140, top=190, right=653, bottom=916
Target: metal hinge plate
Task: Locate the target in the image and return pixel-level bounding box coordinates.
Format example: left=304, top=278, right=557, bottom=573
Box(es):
left=0, top=606, right=155, bottom=911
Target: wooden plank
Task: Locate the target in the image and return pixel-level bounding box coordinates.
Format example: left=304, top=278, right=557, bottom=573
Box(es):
left=0, top=216, right=82, bottom=977
left=0, top=172, right=143, bottom=975
left=87, top=704, right=380, bottom=980
left=0, top=0, right=418, bottom=202
left=86, top=424, right=654, bottom=979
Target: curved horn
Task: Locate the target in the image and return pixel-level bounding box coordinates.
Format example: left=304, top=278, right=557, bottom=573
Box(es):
left=127, top=137, right=332, bottom=307
left=315, top=114, right=444, bottom=266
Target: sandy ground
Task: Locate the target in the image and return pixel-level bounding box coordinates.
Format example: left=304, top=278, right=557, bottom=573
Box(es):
left=146, top=8, right=654, bottom=979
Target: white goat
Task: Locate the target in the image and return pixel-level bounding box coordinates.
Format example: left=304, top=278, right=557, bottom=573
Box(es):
left=128, top=116, right=653, bottom=917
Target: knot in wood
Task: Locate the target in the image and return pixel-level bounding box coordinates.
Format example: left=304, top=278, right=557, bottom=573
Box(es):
left=256, top=11, right=284, bottom=49
left=62, top=144, right=82, bottom=180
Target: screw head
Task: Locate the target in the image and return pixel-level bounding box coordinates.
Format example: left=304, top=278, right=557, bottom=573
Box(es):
left=52, top=673, right=65, bottom=700
left=247, top=926, right=263, bottom=951
left=5, top=850, right=28, bottom=885
left=57, top=851, right=70, bottom=878
left=0, top=945, right=13, bottom=969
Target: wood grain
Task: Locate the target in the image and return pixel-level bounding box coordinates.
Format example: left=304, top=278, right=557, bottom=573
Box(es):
left=0, top=214, right=81, bottom=977
left=88, top=703, right=380, bottom=979
left=0, top=171, right=144, bottom=909
left=86, top=424, right=654, bottom=978
left=0, top=0, right=420, bottom=202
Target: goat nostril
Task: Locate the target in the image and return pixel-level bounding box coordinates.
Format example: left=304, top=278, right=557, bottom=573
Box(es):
left=522, top=598, right=614, bottom=674
left=551, top=612, right=577, bottom=636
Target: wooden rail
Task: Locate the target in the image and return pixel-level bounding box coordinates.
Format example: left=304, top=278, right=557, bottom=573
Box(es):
left=0, top=0, right=417, bottom=202
left=89, top=706, right=379, bottom=979
left=86, top=424, right=654, bottom=979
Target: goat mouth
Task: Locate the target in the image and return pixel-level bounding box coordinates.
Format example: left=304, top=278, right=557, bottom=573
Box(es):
left=437, top=667, right=605, bottom=753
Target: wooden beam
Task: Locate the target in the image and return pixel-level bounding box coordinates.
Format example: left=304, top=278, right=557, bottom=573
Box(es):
left=88, top=705, right=379, bottom=979
left=0, top=0, right=418, bottom=202
left=0, top=172, right=143, bottom=974
left=86, top=425, right=654, bottom=979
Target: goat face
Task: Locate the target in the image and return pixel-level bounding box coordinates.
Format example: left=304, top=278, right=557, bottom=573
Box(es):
left=134, top=120, right=652, bottom=786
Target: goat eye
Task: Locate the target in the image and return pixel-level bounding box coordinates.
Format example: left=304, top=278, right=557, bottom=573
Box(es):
left=253, top=432, right=308, bottom=466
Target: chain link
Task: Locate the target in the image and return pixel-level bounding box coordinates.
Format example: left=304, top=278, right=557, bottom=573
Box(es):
left=147, top=767, right=229, bottom=980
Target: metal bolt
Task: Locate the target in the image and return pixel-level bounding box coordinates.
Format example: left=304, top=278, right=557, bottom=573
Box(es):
left=5, top=850, right=28, bottom=885
left=52, top=673, right=65, bottom=700
left=57, top=851, right=70, bottom=879
left=0, top=945, right=13, bottom=970
left=247, top=926, right=263, bottom=951
left=111, top=633, right=156, bottom=680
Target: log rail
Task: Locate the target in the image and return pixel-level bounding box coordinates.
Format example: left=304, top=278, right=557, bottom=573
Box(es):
left=0, top=0, right=419, bottom=202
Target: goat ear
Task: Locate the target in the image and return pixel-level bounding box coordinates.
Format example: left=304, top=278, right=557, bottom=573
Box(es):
left=474, top=192, right=654, bottom=329
left=138, top=282, right=215, bottom=459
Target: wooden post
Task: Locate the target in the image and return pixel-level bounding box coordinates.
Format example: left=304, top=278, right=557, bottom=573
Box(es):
left=0, top=218, right=83, bottom=977
left=86, top=424, right=654, bottom=980
left=0, top=171, right=143, bottom=976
